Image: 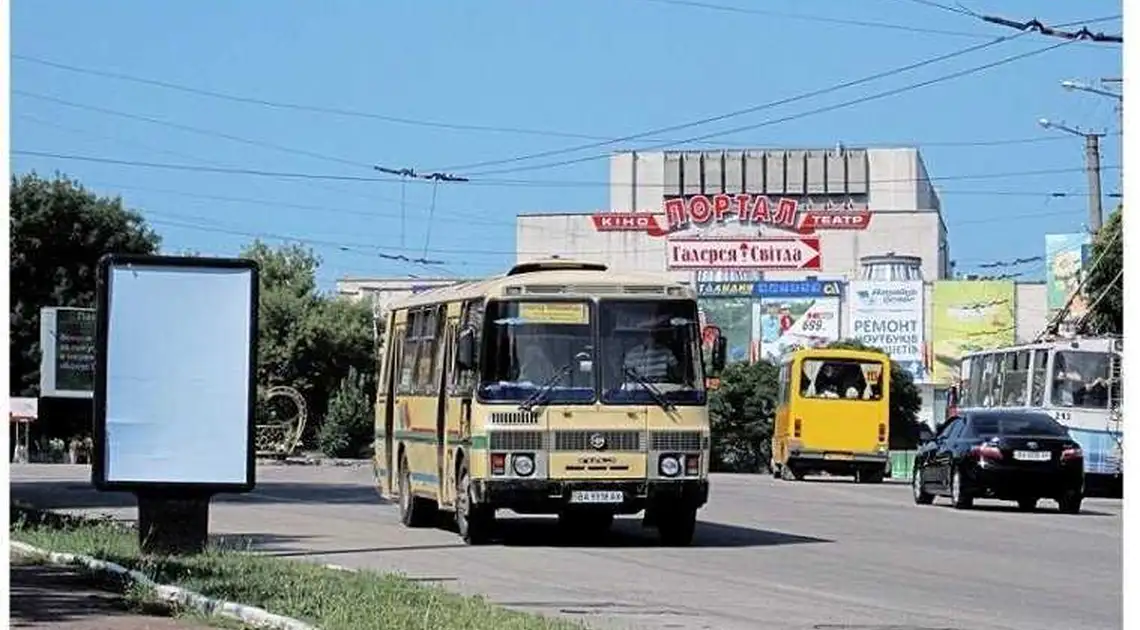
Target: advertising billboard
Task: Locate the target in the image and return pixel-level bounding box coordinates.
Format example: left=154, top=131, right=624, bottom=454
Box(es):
left=39, top=306, right=97, bottom=399
left=1045, top=232, right=1091, bottom=324
left=590, top=194, right=872, bottom=239
left=847, top=281, right=927, bottom=382
left=698, top=298, right=753, bottom=364
left=931, top=280, right=1017, bottom=385
left=667, top=238, right=821, bottom=270
left=696, top=280, right=843, bottom=364
left=752, top=281, right=843, bottom=363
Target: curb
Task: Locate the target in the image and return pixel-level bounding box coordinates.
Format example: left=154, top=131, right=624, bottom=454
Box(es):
left=256, top=456, right=370, bottom=468
left=10, top=541, right=319, bottom=630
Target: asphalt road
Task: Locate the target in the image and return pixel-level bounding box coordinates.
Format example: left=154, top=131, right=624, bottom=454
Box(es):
left=11, top=464, right=1122, bottom=630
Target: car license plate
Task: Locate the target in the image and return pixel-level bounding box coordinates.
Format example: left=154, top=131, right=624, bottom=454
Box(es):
left=824, top=453, right=854, bottom=460
left=1014, top=450, right=1051, bottom=462
left=569, top=490, right=624, bottom=504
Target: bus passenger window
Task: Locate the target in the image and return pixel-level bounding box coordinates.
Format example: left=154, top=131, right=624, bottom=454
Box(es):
left=800, top=359, right=883, bottom=401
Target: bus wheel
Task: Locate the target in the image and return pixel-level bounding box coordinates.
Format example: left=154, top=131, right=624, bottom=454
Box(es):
left=398, top=454, right=437, bottom=528
left=657, top=507, right=698, bottom=546
left=781, top=464, right=803, bottom=481
left=456, top=464, right=494, bottom=545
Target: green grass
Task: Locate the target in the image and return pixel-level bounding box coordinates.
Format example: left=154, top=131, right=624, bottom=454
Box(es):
left=11, top=506, right=587, bottom=630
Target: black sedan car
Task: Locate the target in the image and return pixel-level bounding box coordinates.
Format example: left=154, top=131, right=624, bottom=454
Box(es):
left=912, top=410, right=1085, bottom=513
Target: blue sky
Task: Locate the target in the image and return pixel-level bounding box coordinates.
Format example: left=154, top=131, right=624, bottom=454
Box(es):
left=11, top=0, right=1122, bottom=289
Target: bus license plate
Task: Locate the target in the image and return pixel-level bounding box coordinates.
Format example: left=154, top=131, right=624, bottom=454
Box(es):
left=569, top=490, right=624, bottom=504
left=824, top=453, right=854, bottom=460
left=1014, top=450, right=1051, bottom=462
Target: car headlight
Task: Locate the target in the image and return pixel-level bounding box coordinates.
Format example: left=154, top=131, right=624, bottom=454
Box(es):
left=512, top=453, right=535, bottom=477
left=659, top=455, right=681, bottom=477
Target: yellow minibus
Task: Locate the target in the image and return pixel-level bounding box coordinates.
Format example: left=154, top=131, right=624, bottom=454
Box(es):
left=772, top=347, right=891, bottom=483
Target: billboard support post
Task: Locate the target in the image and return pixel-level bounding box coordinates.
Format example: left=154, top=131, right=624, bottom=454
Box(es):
left=136, top=490, right=212, bottom=555
left=92, top=253, right=260, bottom=557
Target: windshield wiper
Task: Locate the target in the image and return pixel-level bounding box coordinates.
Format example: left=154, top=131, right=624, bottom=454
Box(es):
left=518, top=362, right=577, bottom=413
left=621, top=366, right=676, bottom=411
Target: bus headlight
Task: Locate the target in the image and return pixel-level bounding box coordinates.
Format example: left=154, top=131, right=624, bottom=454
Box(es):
left=659, top=455, right=681, bottom=477
left=512, top=453, right=535, bottom=477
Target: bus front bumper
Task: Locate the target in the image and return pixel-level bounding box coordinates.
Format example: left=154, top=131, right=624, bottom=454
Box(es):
left=472, top=478, right=709, bottom=514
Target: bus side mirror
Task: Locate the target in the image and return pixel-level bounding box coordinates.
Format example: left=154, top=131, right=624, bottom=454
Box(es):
left=457, top=327, right=476, bottom=371
left=711, top=337, right=728, bottom=374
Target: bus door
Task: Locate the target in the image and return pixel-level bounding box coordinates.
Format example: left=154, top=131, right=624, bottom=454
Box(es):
left=379, top=322, right=406, bottom=497
left=440, top=299, right=481, bottom=506
left=435, top=312, right=457, bottom=506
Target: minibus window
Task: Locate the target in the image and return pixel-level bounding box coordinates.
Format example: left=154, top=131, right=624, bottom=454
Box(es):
left=800, top=358, right=884, bottom=401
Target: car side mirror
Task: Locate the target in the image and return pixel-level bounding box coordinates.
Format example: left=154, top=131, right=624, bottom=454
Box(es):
left=711, top=336, right=728, bottom=374
left=456, top=327, right=476, bottom=371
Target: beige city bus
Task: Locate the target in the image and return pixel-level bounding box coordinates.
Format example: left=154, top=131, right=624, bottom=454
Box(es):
left=373, top=259, right=726, bottom=545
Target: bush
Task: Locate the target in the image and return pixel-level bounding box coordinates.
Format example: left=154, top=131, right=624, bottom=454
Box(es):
left=709, top=361, right=778, bottom=473
left=318, top=368, right=374, bottom=459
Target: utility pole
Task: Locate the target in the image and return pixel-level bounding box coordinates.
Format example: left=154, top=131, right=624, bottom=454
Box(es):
left=1084, top=133, right=1104, bottom=233
left=1038, top=118, right=1104, bottom=234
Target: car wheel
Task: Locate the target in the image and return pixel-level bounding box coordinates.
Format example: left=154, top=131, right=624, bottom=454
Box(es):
left=1017, top=497, right=1039, bottom=512
left=398, top=454, right=437, bottom=528
left=455, top=464, right=494, bottom=544
left=913, top=467, right=934, bottom=505
left=1057, top=491, right=1083, bottom=515
left=950, top=468, right=973, bottom=510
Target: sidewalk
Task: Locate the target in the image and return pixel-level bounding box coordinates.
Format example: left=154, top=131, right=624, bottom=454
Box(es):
left=10, top=553, right=215, bottom=630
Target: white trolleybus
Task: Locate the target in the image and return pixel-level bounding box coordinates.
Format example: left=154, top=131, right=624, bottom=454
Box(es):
left=947, top=336, right=1123, bottom=490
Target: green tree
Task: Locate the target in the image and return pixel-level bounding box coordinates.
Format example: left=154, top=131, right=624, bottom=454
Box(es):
left=241, top=241, right=377, bottom=451
left=708, top=360, right=779, bottom=472
left=1082, top=207, right=1122, bottom=334
left=823, top=339, right=924, bottom=448
left=318, top=367, right=374, bottom=458
left=9, top=172, right=161, bottom=396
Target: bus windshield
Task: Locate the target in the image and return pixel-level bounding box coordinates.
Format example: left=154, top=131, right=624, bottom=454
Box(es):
left=599, top=300, right=705, bottom=405
left=800, top=357, right=885, bottom=401
left=1051, top=351, right=1111, bottom=410
left=478, top=300, right=596, bottom=403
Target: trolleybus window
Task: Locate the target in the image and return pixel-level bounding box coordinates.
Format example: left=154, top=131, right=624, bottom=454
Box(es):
left=799, top=358, right=884, bottom=401
left=478, top=300, right=596, bottom=403
left=1051, top=351, right=1111, bottom=409
left=1030, top=349, right=1047, bottom=407
left=599, top=300, right=705, bottom=405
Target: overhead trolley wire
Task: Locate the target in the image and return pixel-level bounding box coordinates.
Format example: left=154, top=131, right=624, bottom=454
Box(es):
left=455, top=38, right=1076, bottom=177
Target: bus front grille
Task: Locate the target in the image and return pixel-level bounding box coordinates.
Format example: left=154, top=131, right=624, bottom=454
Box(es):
left=488, top=431, right=546, bottom=451
left=488, top=411, right=540, bottom=426
left=553, top=430, right=644, bottom=452
left=650, top=431, right=707, bottom=452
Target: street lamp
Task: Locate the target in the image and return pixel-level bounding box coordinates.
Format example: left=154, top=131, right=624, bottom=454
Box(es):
left=1038, top=118, right=1104, bottom=233
left=1060, top=79, right=1123, bottom=101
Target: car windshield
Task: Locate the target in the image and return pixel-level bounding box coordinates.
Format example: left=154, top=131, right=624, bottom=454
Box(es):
left=477, top=300, right=596, bottom=403
left=970, top=414, right=1069, bottom=438
left=800, top=358, right=885, bottom=401
left=1050, top=351, right=1112, bottom=409
left=599, top=299, right=705, bottom=405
